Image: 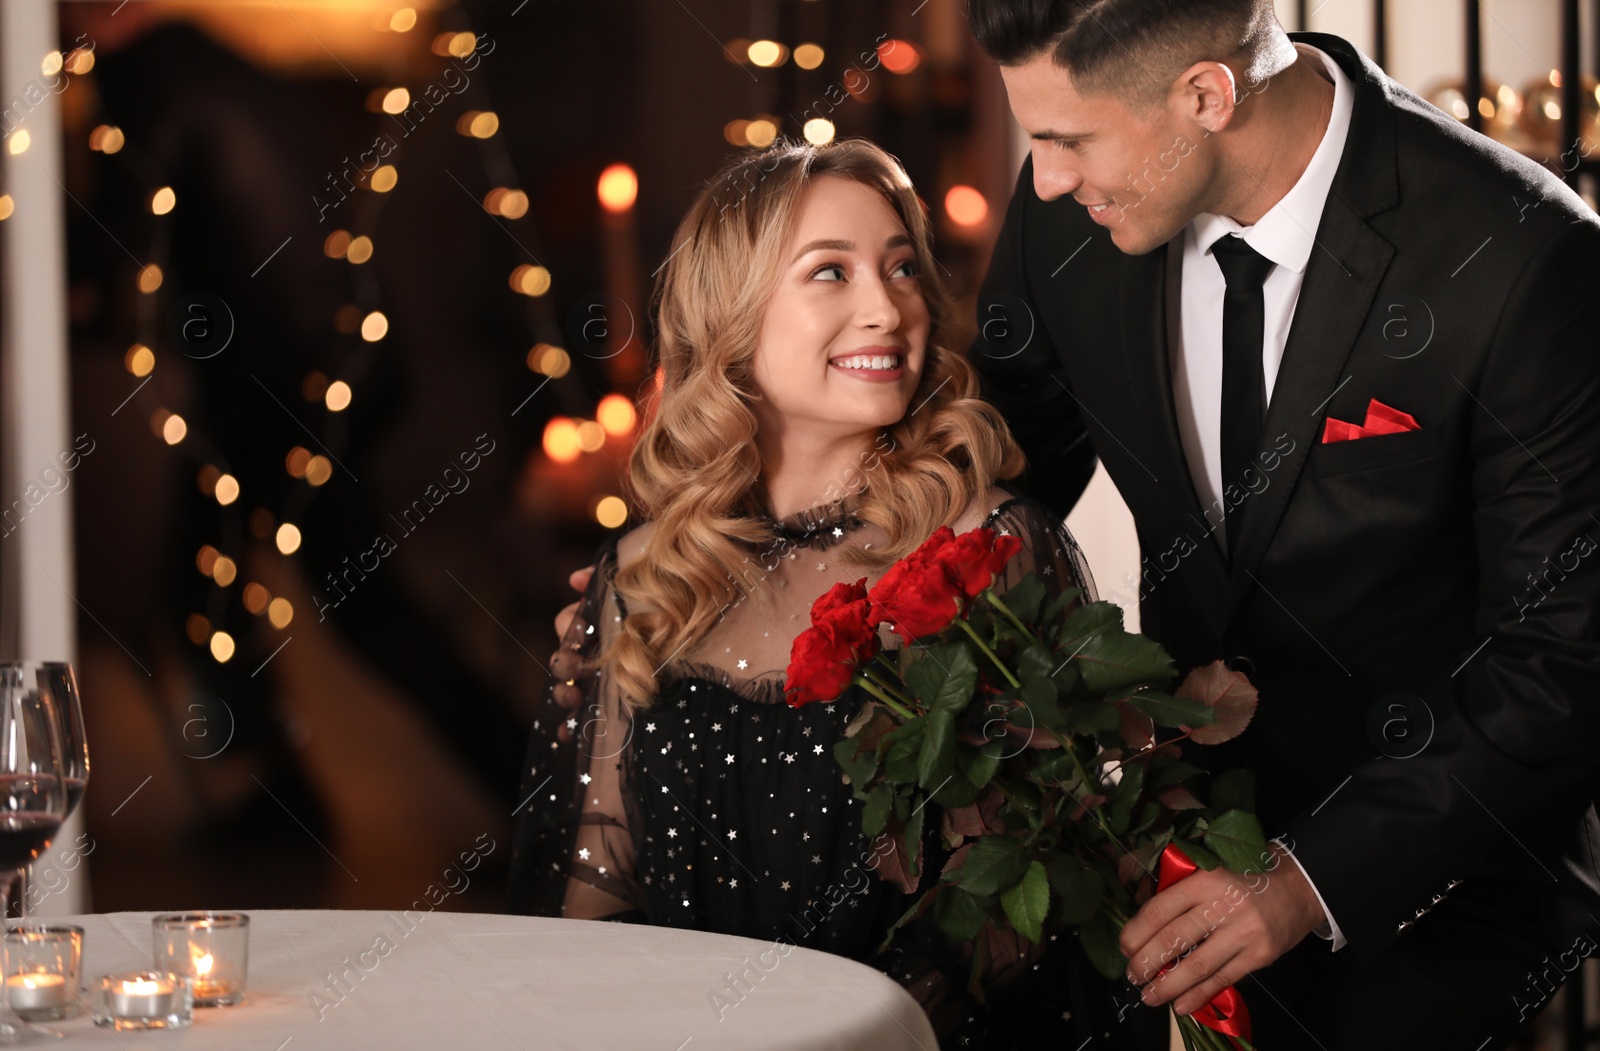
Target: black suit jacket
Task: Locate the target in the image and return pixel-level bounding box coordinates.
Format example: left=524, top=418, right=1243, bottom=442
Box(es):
left=972, top=31, right=1600, bottom=963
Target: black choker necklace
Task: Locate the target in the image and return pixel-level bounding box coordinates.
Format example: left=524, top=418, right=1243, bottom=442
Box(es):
left=750, top=496, right=865, bottom=548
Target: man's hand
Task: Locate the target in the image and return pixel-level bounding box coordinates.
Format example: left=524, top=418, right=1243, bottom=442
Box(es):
left=1119, top=841, right=1324, bottom=1017
left=551, top=566, right=595, bottom=744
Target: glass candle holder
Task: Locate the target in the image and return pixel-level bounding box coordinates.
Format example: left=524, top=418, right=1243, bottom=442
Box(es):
left=90, top=971, right=192, bottom=1030
left=2, top=924, right=82, bottom=1022
left=152, top=912, right=249, bottom=1007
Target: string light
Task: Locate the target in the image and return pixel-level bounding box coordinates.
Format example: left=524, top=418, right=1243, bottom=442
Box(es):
left=275, top=523, right=302, bottom=556
left=543, top=418, right=582, bottom=463
left=242, top=583, right=270, bottom=615
left=879, top=39, right=922, bottom=75
left=596, top=393, right=637, bottom=436
left=125, top=344, right=155, bottom=376
left=745, top=119, right=778, bottom=148
left=0, top=196, right=12, bottom=221
left=594, top=496, right=629, bottom=528
left=747, top=40, right=787, bottom=67
left=597, top=164, right=638, bottom=212
left=209, top=632, right=235, bottom=663
left=8, top=131, right=30, bottom=156
left=510, top=264, right=551, bottom=297
left=794, top=44, right=825, bottom=70
left=325, top=381, right=353, bottom=412
left=360, top=311, right=389, bottom=341
left=88, top=125, right=123, bottom=153
left=945, top=185, right=989, bottom=227
left=149, top=186, right=176, bottom=215
left=803, top=119, right=836, bottom=145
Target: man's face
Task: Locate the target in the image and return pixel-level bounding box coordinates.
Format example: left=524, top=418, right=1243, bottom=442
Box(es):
left=1000, top=52, right=1215, bottom=256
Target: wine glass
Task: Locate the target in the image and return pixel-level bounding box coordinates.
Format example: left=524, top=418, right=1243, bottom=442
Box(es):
left=0, top=664, right=69, bottom=1042
left=6, top=664, right=87, bottom=922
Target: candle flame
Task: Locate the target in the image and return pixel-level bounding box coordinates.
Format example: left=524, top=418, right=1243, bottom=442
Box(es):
left=191, top=949, right=214, bottom=977
left=121, top=978, right=162, bottom=995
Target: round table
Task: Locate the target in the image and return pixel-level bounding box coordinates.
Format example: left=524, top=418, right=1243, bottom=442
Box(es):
left=23, top=910, right=938, bottom=1049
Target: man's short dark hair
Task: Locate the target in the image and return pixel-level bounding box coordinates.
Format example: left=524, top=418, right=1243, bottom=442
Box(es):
left=967, top=0, right=1281, bottom=108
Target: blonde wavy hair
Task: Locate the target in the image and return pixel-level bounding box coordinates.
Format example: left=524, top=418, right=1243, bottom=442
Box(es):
left=597, top=137, right=1026, bottom=711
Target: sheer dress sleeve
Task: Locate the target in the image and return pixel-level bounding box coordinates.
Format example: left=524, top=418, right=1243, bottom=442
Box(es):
left=507, top=536, right=647, bottom=923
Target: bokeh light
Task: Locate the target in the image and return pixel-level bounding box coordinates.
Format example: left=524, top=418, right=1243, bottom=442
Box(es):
left=275, top=523, right=302, bottom=555
left=543, top=418, right=582, bottom=463
left=594, top=496, right=629, bottom=528
left=945, top=185, right=989, bottom=227
left=325, top=381, right=353, bottom=412
left=597, top=393, right=638, bottom=435
left=598, top=164, right=638, bottom=213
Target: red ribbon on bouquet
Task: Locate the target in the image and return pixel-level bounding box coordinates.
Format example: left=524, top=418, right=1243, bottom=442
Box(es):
left=1154, top=843, right=1254, bottom=1048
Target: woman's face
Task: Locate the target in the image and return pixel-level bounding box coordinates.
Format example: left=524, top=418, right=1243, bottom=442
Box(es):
left=749, top=174, right=930, bottom=446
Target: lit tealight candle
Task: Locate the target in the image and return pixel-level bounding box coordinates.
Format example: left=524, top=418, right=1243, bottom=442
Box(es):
left=107, top=976, right=176, bottom=1019
left=152, top=913, right=248, bottom=1007
left=6, top=972, right=67, bottom=1013
left=91, top=970, right=192, bottom=1030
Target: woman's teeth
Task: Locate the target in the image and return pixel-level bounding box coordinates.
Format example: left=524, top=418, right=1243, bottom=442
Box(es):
left=832, top=354, right=900, bottom=370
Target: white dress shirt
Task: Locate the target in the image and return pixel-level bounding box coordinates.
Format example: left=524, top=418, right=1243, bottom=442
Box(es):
left=1165, top=42, right=1354, bottom=951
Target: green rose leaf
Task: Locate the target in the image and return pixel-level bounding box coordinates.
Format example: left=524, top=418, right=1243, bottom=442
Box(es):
left=1073, top=632, right=1178, bottom=694
left=1126, top=690, right=1216, bottom=729
left=963, top=740, right=1004, bottom=788
left=1203, top=809, right=1272, bottom=875
left=1000, top=860, right=1051, bottom=944
left=935, top=886, right=989, bottom=942
left=862, top=784, right=893, bottom=837
left=1043, top=854, right=1104, bottom=925
left=1107, top=761, right=1146, bottom=836
left=999, top=574, right=1047, bottom=624
left=918, top=710, right=957, bottom=789
left=1078, top=910, right=1129, bottom=981
left=948, top=835, right=1030, bottom=897
left=1042, top=585, right=1086, bottom=623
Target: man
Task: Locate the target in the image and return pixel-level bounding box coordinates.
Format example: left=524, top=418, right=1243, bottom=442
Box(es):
left=965, top=0, right=1600, bottom=1047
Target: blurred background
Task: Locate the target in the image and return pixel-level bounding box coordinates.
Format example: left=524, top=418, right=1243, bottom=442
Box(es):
left=0, top=0, right=1595, bottom=941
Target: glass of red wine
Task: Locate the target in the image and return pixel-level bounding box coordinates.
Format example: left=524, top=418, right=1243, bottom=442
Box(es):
left=8, top=664, right=87, bottom=922
left=0, top=663, right=69, bottom=1042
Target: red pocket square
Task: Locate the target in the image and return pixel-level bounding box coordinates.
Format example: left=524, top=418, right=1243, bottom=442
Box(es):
left=1321, top=398, right=1420, bottom=443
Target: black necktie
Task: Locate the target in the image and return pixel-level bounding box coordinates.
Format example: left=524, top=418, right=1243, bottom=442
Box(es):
left=1211, top=235, right=1276, bottom=556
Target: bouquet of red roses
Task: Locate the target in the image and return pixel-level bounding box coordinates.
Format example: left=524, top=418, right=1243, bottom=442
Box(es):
left=785, top=524, right=1266, bottom=1051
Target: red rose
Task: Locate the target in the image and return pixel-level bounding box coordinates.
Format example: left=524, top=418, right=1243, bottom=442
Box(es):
left=785, top=579, right=879, bottom=707
left=866, top=525, right=1024, bottom=644
left=934, top=527, right=1023, bottom=599
left=867, top=527, right=966, bottom=643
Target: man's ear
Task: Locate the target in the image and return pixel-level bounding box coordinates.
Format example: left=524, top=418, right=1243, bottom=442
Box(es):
left=1177, top=60, right=1240, bottom=135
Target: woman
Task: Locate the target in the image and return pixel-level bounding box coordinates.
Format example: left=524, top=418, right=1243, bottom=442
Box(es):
left=507, top=138, right=1127, bottom=1047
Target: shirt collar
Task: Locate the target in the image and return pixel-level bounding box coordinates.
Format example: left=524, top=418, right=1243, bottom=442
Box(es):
left=1191, top=43, right=1353, bottom=275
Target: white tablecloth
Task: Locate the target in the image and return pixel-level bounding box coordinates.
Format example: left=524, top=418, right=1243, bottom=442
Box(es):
left=29, top=910, right=938, bottom=1050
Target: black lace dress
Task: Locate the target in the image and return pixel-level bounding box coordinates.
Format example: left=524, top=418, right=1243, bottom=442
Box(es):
left=507, top=486, right=1155, bottom=1049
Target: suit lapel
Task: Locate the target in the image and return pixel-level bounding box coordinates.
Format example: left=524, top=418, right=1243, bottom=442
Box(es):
left=1221, top=198, right=1396, bottom=625
left=1220, top=33, right=1402, bottom=627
